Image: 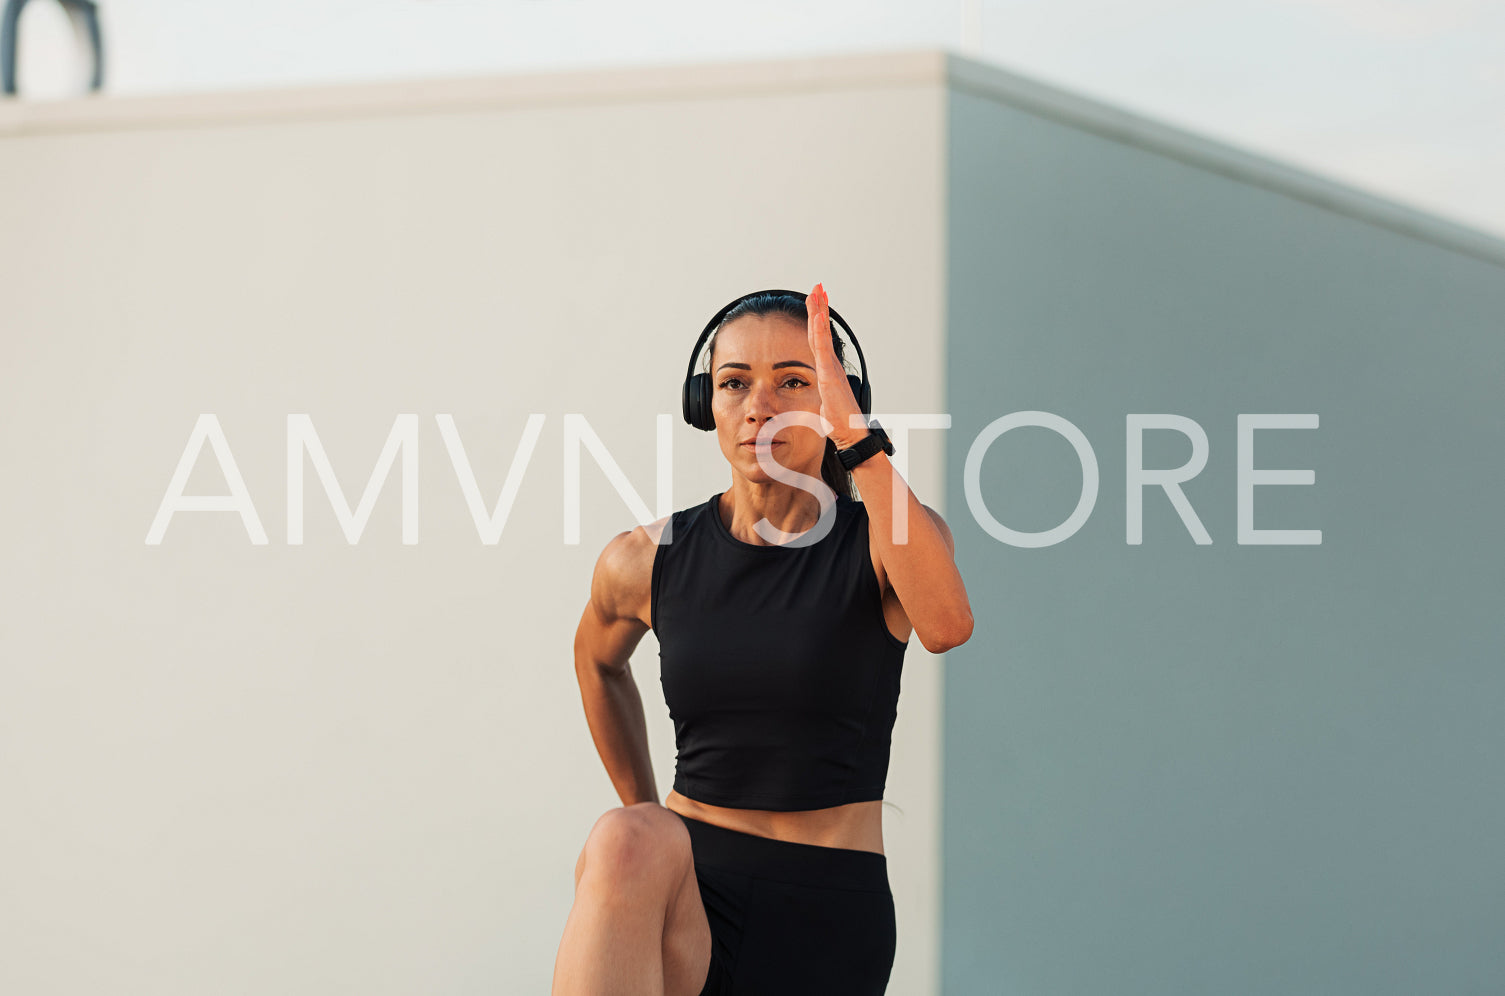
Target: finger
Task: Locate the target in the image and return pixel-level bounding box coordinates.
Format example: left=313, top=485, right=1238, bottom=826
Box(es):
left=807, top=286, right=827, bottom=350
left=810, top=317, right=836, bottom=373
left=815, top=285, right=836, bottom=365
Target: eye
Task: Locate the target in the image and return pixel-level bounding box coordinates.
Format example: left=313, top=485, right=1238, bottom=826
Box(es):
left=781, top=377, right=808, bottom=388
left=717, top=377, right=745, bottom=390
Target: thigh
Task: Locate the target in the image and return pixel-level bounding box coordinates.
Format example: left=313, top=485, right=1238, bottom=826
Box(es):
left=656, top=810, right=714, bottom=996
left=572, top=802, right=713, bottom=996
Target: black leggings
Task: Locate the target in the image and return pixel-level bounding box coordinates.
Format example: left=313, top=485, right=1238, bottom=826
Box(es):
left=674, top=812, right=897, bottom=996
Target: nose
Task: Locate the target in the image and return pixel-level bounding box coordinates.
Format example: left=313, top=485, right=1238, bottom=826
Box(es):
left=744, top=379, right=779, bottom=422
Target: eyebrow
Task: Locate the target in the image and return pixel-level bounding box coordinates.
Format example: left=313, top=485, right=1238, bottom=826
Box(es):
left=714, top=360, right=815, bottom=374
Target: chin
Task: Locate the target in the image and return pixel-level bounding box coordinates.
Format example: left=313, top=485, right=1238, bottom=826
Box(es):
left=738, top=449, right=818, bottom=480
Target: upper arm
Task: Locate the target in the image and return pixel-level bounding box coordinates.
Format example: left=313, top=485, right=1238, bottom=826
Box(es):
left=575, top=521, right=661, bottom=675
left=922, top=504, right=957, bottom=557
left=873, top=503, right=956, bottom=595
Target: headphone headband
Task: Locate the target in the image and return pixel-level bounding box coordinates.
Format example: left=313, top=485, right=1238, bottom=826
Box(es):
left=681, top=288, right=873, bottom=431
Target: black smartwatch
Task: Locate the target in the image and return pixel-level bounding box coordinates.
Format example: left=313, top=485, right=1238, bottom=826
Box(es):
left=835, top=418, right=895, bottom=471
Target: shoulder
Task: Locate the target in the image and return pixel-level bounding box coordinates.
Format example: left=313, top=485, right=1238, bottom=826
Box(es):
left=921, top=504, right=957, bottom=555
left=589, top=514, right=671, bottom=624
left=867, top=501, right=956, bottom=592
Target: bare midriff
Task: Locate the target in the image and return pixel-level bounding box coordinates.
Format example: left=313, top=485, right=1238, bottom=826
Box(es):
left=664, top=789, right=885, bottom=855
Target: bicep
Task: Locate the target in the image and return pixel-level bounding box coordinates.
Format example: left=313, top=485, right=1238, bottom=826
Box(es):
left=872, top=504, right=957, bottom=597
left=575, top=530, right=652, bottom=674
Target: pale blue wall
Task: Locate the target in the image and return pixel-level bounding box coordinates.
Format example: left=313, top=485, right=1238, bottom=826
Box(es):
left=942, top=86, right=1505, bottom=995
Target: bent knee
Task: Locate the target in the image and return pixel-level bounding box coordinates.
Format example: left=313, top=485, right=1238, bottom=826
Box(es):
left=580, top=803, right=690, bottom=887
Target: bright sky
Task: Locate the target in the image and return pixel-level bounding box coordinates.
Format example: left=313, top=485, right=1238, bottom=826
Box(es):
left=16, top=0, right=1505, bottom=240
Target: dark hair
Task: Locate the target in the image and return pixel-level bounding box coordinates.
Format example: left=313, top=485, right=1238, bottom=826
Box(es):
left=704, top=291, right=857, bottom=501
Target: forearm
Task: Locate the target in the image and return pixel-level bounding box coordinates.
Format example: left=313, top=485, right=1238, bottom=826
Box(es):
left=842, top=443, right=973, bottom=650
left=575, top=657, right=659, bottom=806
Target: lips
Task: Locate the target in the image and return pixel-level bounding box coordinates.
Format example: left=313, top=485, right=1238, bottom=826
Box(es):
left=740, top=440, right=783, bottom=448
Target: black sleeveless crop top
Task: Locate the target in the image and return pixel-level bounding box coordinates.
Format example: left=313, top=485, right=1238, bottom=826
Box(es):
left=651, top=491, right=909, bottom=811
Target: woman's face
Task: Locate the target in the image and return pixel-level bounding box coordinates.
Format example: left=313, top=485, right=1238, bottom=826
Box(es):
left=708, top=313, right=828, bottom=485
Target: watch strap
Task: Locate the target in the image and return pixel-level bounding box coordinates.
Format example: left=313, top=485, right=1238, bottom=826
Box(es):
left=836, top=420, right=895, bottom=470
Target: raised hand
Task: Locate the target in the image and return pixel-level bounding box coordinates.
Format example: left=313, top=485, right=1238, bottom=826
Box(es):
left=804, top=283, right=866, bottom=448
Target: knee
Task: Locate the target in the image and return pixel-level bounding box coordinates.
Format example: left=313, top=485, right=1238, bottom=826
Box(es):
left=578, top=803, right=687, bottom=892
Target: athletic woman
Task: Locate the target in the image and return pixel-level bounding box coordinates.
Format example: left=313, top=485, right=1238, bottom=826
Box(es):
left=551, top=283, right=973, bottom=995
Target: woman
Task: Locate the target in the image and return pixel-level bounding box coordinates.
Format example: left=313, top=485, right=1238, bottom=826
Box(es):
left=551, top=284, right=973, bottom=995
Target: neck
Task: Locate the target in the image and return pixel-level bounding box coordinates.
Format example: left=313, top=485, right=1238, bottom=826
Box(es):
left=718, top=479, right=834, bottom=546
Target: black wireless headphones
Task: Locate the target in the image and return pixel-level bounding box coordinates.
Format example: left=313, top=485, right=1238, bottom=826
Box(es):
left=681, top=288, right=873, bottom=431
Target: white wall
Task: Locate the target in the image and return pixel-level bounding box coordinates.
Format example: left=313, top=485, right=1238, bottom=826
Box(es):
left=0, top=53, right=949, bottom=994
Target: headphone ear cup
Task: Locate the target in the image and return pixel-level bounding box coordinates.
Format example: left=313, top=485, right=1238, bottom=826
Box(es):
left=698, top=374, right=715, bottom=430
left=683, top=372, right=715, bottom=431
left=848, top=375, right=871, bottom=417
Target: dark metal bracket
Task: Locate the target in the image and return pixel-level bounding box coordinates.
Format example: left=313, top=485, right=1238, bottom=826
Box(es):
left=2, top=0, right=104, bottom=96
